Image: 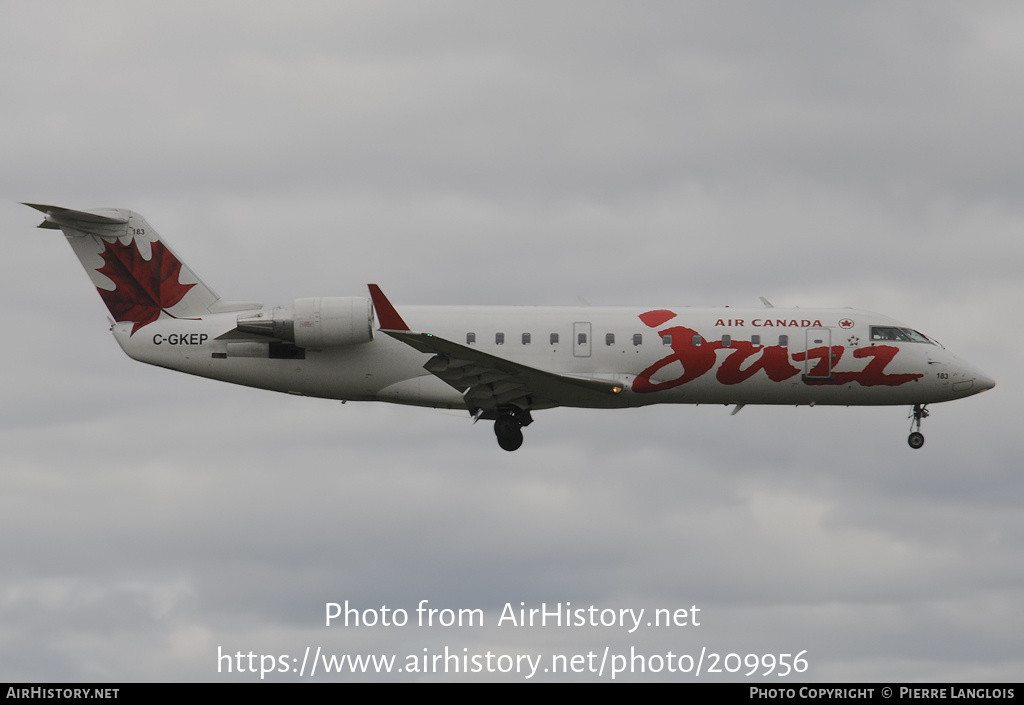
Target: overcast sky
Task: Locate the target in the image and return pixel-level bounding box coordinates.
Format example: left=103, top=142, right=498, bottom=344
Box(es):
left=2, top=1, right=1021, bottom=682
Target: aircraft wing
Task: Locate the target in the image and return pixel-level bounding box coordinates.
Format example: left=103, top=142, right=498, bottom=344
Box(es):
left=368, top=285, right=626, bottom=414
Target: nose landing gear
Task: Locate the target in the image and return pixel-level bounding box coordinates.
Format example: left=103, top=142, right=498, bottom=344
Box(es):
left=908, top=403, right=929, bottom=449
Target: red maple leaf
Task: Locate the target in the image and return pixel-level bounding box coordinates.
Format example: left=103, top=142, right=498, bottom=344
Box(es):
left=95, top=238, right=196, bottom=335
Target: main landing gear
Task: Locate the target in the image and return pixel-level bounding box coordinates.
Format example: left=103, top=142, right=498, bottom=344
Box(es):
left=908, top=403, right=929, bottom=449
left=493, top=408, right=533, bottom=452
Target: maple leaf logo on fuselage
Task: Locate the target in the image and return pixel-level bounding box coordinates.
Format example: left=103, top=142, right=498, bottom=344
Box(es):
left=95, top=238, right=196, bottom=335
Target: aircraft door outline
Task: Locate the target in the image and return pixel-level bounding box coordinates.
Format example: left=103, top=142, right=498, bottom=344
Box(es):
left=574, top=322, right=592, bottom=358
left=803, top=326, right=834, bottom=381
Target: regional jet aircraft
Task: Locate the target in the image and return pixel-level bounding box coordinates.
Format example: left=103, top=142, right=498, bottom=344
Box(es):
left=27, top=204, right=995, bottom=451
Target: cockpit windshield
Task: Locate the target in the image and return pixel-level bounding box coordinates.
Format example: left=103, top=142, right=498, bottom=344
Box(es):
left=870, top=326, right=935, bottom=344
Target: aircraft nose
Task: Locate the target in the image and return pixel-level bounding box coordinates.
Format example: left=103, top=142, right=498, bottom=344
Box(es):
left=962, top=362, right=995, bottom=394
left=977, top=370, right=996, bottom=391
left=949, top=354, right=995, bottom=396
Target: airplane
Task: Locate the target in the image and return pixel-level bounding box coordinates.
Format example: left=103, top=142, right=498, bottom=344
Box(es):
left=26, top=203, right=996, bottom=451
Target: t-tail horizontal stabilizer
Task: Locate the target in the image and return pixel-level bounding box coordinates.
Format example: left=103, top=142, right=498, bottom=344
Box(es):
left=25, top=203, right=129, bottom=236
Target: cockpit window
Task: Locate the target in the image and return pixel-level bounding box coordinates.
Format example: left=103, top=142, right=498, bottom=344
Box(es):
left=870, top=326, right=934, bottom=344
left=871, top=327, right=908, bottom=341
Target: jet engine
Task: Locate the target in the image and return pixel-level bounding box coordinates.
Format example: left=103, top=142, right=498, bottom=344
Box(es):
left=236, top=297, right=374, bottom=347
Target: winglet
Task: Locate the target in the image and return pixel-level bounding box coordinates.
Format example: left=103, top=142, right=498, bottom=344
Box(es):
left=367, top=284, right=411, bottom=331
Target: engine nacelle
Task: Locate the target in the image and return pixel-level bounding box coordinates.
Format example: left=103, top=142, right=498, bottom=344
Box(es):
left=236, top=297, right=375, bottom=348
left=293, top=297, right=374, bottom=347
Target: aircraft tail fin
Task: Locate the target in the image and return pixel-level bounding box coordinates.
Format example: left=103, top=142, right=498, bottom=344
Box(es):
left=25, top=203, right=260, bottom=334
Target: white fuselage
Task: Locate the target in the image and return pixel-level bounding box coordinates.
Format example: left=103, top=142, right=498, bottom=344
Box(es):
left=111, top=304, right=993, bottom=412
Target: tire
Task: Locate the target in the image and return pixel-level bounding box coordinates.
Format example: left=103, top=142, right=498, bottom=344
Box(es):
left=494, top=414, right=524, bottom=451
left=496, top=426, right=523, bottom=451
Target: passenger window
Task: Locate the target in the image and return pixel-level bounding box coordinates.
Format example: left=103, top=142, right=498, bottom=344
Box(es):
left=692, top=335, right=701, bottom=346
left=722, top=335, right=731, bottom=347
left=496, top=332, right=505, bottom=345
left=632, top=333, right=642, bottom=346
left=522, top=333, right=531, bottom=345
left=550, top=333, right=559, bottom=345
left=577, top=333, right=587, bottom=346
left=779, top=335, right=788, bottom=348
left=662, top=334, right=673, bottom=345
left=751, top=334, right=761, bottom=347
left=466, top=332, right=476, bottom=345
left=605, top=333, right=615, bottom=346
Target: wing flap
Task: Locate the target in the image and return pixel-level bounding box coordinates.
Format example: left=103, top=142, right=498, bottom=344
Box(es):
left=384, top=329, right=626, bottom=412
left=367, top=284, right=627, bottom=412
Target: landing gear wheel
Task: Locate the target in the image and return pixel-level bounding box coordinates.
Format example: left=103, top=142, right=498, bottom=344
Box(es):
left=907, top=404, right=929, bottom=450
left=494, top=414, right=524, bottom=452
